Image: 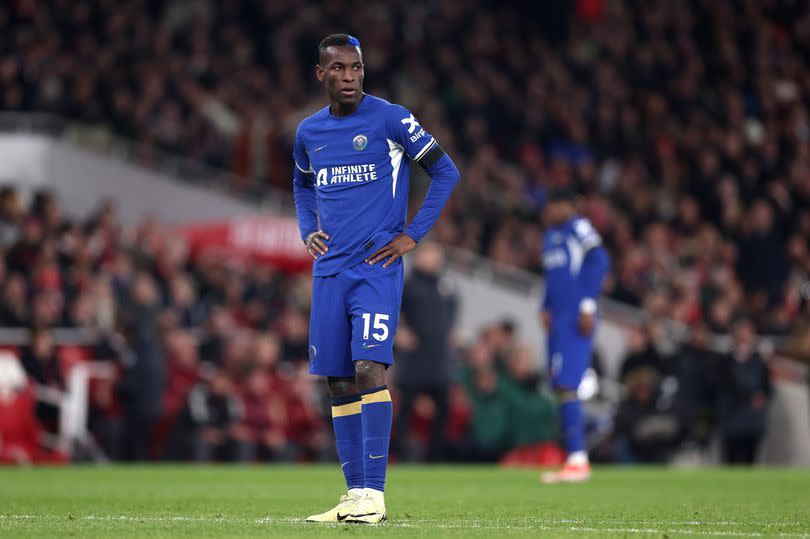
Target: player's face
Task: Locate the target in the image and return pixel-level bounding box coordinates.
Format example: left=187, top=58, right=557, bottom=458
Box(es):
left=544, top=201, right=574, bottom=226
left=316, top=45, right=364, bottom=110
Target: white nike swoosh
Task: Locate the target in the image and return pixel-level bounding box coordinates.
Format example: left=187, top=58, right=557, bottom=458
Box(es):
left=341, top=462, right=349, bottom=469
left=313, top=144, right=328, bottom=152
left=369, top=454, right=386, bottom=459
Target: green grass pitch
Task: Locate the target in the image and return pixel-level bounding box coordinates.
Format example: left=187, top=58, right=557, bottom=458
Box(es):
left=0, top=466, right=808, bottom=538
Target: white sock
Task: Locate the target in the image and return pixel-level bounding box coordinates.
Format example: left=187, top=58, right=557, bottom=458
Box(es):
left=348, top=488, right=365, bottom=498
left=365, top=488, right=385, bottom=505
left=567, top=451, right=589, bottom=465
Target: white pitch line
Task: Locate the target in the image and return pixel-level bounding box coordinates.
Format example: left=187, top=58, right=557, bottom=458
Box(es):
left=559, top=519, right=807, bottom=529
left=559, top=519, right=806, bottom=526
left=1, top=514, right=808, bottom=537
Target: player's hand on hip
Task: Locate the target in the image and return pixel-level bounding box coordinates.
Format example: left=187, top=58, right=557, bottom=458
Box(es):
left=578, top=312, right=595, bottom=337
left=305, top=230, right=330, bottom=259
left=366, top=233, right=416, bottom=268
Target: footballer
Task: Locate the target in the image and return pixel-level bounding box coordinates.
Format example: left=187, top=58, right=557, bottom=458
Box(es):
left=540, top=188, right=610, bottom=484
left=293, top=34, right=460, bottom=523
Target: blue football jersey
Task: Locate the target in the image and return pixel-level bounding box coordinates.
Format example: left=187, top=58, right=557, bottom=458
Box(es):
left=293, top=94, right=438, bottom=276
left=541, top=216, right=604, bottom=319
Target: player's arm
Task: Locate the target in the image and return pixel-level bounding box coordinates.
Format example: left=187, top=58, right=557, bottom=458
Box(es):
left=540, top=291, right=552, bottom=332
left=539, top=238, right=553, bottom=331
left=577, top=242, right=610, bottom=337
left=404, top=148, right=460, bottom=243
left=292, top=127, right=329, bottom=259
left=367, top=149, right=459, bottom=267
left=368, top=107, right=460, bottom=267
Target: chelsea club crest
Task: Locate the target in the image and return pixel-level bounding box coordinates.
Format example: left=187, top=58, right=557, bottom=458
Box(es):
left=353, top=134, right=368, bottom=151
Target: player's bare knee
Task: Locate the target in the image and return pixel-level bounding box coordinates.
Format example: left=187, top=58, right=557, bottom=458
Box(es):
left=354, top=360, right=385, bottom=391
left=327, top=376, right=358, bottom=398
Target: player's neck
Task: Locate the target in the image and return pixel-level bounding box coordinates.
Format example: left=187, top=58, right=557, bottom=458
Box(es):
left=550, top=216, right=575, bottom=228
left=330, top=93, right=365, bottom=118
left=556, top=213, right=577, bottom=226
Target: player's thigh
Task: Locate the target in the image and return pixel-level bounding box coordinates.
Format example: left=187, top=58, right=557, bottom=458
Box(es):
left=345, top=260, right=404, bottom=366
left=548, top=333, right=594, bottom=392
left=309, top=275, right=353, bottom=378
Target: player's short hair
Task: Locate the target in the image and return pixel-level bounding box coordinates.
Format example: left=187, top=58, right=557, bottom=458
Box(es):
left=318, top=33, right=362, bottom=65
left=547, top=186, right=577, bottom=203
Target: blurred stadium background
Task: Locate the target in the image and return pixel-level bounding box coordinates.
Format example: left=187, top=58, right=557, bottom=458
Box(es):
left=0, top=0, right=809, bottom=470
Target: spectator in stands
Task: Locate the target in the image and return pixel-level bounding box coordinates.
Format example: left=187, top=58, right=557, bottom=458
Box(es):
left=463, top=364, right=513, bottom=461
left=169, top=273, right=206, bottom=329
left=246, top=264, right=284, bottom=322
left=619, top=325, right=669, bottom=382
left=159, top=330, right=202, bottom=457
left=0, top=187, right=23, bottom=247
left=30, top=190, right=64, bottom=235
left=460, top=335, right=555, bottom=461
left=613, top=367, right=687, bottom=464
left=0, top=2, right=809, bottom=340
left=116, top=272, right=166, bottom=461
left=737, top=201, right=789, bottom=309
left=278, top=308, right=309, bottom=365
left=484, top=319, right=518, bottom=369
left=64, top=292, right=95, bottom=329
left=3, top=0, right=810, bottom=465
left=7, top=217, right=43, bottom=276
left=394, top=242, right=458, bottom=461
left=168, top=369, right=243, bottom=462
left=715, top=319, right=772, bottom=464
left=20, top=326, right=63, bottom=429
left=282, top=365, right=331, bottom=461
left=231, top=367, right=291, bottom=462
left=199, top=307, right=234, bottom=368
left=501, top=345, right=556, bottom=448
left=0, top=351, right=66, bottom=465
left=672, top=324, right=719, bottom=447
left=0, top=273, right=29, bottom=326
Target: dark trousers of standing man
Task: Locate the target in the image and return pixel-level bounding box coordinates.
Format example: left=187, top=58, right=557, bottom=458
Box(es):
left=121, top=412, right=158, bottom=461
left=394, top=384, right=449, bottom=462
left=722, top=434, right=761, bottom=465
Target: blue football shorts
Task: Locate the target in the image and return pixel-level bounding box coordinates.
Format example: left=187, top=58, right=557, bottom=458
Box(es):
left=547, top=316, right=595, bottom=391
left=308, top=258, right=404, bottom=378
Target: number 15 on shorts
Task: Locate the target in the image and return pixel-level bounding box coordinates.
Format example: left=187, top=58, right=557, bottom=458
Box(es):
left=361, top=312, right=390, bottom=341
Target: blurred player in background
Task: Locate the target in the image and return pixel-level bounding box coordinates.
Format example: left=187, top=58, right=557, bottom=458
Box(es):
left=539, top=188, right=610, bottom=483
left=293, top=34, right=460, bottom=523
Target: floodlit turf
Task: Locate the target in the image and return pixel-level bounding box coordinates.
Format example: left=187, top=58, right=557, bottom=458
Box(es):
left=0, top=465, right=808, bottom=538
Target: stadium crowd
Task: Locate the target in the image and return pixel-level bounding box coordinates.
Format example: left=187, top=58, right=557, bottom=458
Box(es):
left=0, top=187, right=325, bottom=462
left=0, top=188, right=562, bottom=463
left=2, top=0, right=810, bottom=336
left=1, top=0, right=809, bottom=464
left=0, top=187, right=790, bottom=465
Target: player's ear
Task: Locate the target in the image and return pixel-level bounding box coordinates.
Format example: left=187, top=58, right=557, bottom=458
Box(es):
left=315, top=64, right=325, bottom=82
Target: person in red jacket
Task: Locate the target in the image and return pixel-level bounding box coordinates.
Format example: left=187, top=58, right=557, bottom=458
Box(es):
left=232, top=368, right=291, bottom=462
left=0, top=353, right=67, bottom=465
left=284, top=365, right=330, bottom=461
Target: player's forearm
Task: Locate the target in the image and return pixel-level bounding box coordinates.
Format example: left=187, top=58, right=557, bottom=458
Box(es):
left=293, top=168, right=319, bottom=242
left=404, top=153, right=460, bottom=242
left=579, top=247, right=610, bottom=310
